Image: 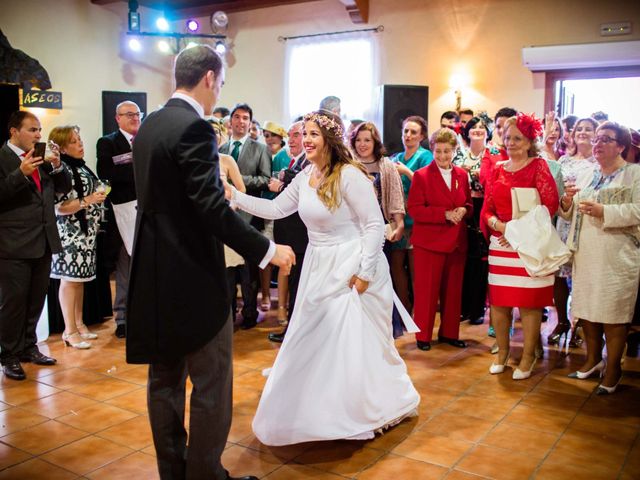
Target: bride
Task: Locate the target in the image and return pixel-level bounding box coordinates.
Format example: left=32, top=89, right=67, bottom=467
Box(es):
left=228, top=110, right=420, bottom=446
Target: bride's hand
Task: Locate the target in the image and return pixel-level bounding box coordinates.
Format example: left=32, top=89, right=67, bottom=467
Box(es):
left=349, top=275, right=369, bottom=294
left=223, top=181, right=234, bottom=200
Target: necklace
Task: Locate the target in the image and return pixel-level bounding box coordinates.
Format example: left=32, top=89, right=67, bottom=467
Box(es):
left=360, top=159, right=377, bottom=165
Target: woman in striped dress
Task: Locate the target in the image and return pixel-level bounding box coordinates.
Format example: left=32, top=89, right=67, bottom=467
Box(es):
left=482, top=113, right=559, bottom=380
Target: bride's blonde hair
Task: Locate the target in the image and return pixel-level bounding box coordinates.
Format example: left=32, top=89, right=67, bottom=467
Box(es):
left=303, top=110, right=368, bottom=212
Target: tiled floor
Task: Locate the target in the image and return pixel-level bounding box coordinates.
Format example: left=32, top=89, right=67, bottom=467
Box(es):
left=0, top=305, right=638, bottom=479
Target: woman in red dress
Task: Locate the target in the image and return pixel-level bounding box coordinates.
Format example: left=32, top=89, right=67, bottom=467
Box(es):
left=482, top=114, right=559, bottom=380
left=408, top=128, right=472, bottom=351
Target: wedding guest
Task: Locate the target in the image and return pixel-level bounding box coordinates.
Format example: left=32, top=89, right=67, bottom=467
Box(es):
left=408, top=128, right=472, bottom=350
left=483, top=113, right=559, bottom=380
left=49, top=126, right=107, bottom=349
left=560, top=122, right=639, bottom=395
left=541, top=112, right=563, bottom=161
left=480, top=107, right=515, bottom=189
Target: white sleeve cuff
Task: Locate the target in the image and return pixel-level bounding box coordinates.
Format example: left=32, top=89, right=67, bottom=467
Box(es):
left=258, top=241, right=276, bottom=269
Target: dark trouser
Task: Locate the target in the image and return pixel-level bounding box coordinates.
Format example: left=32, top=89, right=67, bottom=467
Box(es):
left=147, top=317, right=233, bottom=480
left=226, top=266, right=242, bottom=317
left=240, top=261, right=259, bottom=323
left=113, top=246, right=130, bottom=326
left=0, top=251, right=51, bottom=363
left=286, top=252, right=306, bottom=322
left=460, top=256, right=489, bottom=321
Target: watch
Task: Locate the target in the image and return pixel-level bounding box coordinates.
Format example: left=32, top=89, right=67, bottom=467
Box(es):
left=490, top=217, right=499, bottom=229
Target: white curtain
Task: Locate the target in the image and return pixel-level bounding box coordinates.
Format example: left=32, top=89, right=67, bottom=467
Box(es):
left=283, top=31, right=380, bottom=124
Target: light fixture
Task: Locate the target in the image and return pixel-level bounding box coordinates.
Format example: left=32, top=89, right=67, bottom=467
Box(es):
left=157, top=40, right=171, bottom=53
left=210, top=11, right=228, bottom=34
left=128, top=0, right=140, bottom=32
left=214, top=40, right=227, bottom=55
left=128, top=38, right=142, bottom=52
left=186, top=41, right=199, bottom=49
left=186, top=19, right=199, bottom=32
left=449, top=71, right=471, bottom=111
left=156, top=17, right=170, bottom=31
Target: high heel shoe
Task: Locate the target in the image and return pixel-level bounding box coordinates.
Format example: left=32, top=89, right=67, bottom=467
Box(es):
left=62, top=332, right=91, bottom=349
left=547, top=323, right=570, bottom=346
left=596, top=376, right=622, bottom=395
left=489, top=352, right=510, bottom=374
left=513, top=358, right=537, bottom=380
left=276, top=306, right=288, bottom=325
left=568, top=359, right=605, bottom=380
left=569, top=321, right=584, bottom=348
left=76, top=323, right=98, bottom=340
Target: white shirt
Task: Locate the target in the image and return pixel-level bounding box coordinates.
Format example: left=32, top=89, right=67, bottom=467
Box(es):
left=119, top=128, right=135, bottom=147
left=438, top=165, right=453, bottom=190
left=229, top=134, right=249, bottom=157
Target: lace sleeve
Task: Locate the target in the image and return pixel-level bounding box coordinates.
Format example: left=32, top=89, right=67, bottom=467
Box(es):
left=535, top=158, right=560, bottom=216
left=482, top=163, right=500, bottom=229
left=342, top=166, right=384, bottom=282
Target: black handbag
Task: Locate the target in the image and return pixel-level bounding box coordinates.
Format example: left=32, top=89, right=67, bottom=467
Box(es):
left=466, top=220, right=488, bottom=259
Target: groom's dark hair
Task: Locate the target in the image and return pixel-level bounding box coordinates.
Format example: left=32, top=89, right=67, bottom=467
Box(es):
left=174, top=44, right=223, bottom=90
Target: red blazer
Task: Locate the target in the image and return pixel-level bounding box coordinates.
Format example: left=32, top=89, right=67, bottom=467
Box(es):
left=407, top=162, right=473, bottom=253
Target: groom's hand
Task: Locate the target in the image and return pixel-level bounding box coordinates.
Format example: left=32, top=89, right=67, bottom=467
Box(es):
left=271, top=244, right=296, bottom=275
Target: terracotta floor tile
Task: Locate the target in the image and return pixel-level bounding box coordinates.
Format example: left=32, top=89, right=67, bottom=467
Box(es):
left=0, top=457, right=76, bottom=480
left=141, top=445, right=156, bottom=457
left=443, top=394, right=518, bottom=423
left=110, top=365, right=149, bottom=386
left=0, top=441, right=33, bottom=470
left=19, top=391, right=100, bottom=419
left=37, top=368, right=107, bottom=390
left=502, top=404, right=574, bottom=435
left=446, top=471, right=491, bottom=480
left=41, top=435, right=134, bottom=475
left=0, top=407, right=49, bottom=436
left=539, top=450, right=621, bottom=479
left=356, top=453, right=448, bottom=479
left=552, top=427, right=632, bottom=472
left=364, top=416, right=422, bottom=452
left=480, top=422, right=559, bottom=460
left=264, top=463, right=346, bottom=479
left=1, top=419, right=88, bottom=455
left=85, top=451, right=160, bottom=479
left=68, top=377, right=142, bottom=402
left=520, top=388, right=587, bottom=414
left=456, top=444, right=539, bottom=480
left=56, top=403, right=138, bottom=433
left=569, top=412, right=639, bottom=443
left=421, top=411, right=495, bottom=443
left=237, top=434, right=314, bottom=462
left=234, top=370, right=268, bottom=390
left=96, top=415, right=153, bottom=450
left=0, top=402, right=10, bottom=412
left=220, top=444, right=284, bottom=478
left=228, top=413, right=255, bottom=443
left=580, top=395, right=640, bottom=427
left=533, top=373, right=596, bottom=397
left=232, top=386, right=262, bottom=416
left=294, top=441, right=385, bottom=476
left=105, top=388, right=148, bottom=415
left=391, top=430, right=473, bottom=467
left=0, top=380, right=60, bottom=406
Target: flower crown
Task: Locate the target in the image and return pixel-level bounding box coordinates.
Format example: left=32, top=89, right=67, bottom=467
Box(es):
left=303, top=112, right=344, bottom=138
left=516, top=112, right=543, bottom=141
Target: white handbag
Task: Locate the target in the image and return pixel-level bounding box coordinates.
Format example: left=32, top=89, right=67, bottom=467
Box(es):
left=511, top=187, right=540, bottom=219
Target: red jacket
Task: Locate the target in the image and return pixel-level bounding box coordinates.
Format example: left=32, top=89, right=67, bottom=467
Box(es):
left=407, top=162, right=473, bottom=253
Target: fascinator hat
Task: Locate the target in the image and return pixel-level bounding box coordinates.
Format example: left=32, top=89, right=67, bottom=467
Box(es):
left=515, top=112, right=544, bottom=141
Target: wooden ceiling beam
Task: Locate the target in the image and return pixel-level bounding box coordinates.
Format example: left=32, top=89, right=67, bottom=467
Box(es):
left=339, top=0, right=368, bottom=24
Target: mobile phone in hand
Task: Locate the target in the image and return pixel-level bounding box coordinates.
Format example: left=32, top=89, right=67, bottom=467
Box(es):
left=33, top=142, right=46, bottom=160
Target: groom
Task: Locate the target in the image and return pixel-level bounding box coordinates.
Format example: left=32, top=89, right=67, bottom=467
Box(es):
left=126, top=45, right=295, bottom=480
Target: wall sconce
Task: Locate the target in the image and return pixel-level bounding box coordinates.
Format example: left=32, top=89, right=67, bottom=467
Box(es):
left=449, top=71, right=471, bottom=112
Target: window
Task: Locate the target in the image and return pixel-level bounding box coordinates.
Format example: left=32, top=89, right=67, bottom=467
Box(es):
left=284, top=33, right=378, bottom=122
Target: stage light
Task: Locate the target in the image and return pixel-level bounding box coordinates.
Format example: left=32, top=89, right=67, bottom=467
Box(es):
left=128, top=0, right=140, bottom=32
left=157, top=40, right=171, bottom=53
left=210, top=11, right=228, bottom=34
left=186, top=19, right=199, bottom=32
left=128, top=38, right=142, bottom=51
left=214, top=40, right=227, bottom=55
left=156, top=17, right=170, bottom=31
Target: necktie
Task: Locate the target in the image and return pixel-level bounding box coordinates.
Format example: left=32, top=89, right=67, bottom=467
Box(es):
left=230, top=141, right=241, bottom=161
left=21, top=153, right=42, bottom=192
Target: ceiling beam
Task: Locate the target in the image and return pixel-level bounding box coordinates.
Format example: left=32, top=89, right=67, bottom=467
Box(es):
left=339, top=0, right=368, bottom=24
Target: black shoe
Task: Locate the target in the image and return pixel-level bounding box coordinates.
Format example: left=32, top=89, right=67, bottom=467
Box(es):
left=19, top=350, right=56, bottom=365
left=241, top=320, right=257, bottom=330
left=469, top=316, right=484, bottom=325
left=268, top=331, right=286, bottom=343
left=416, top=341, right=431, bottom=351
left=115, top=324, right=126, bottom=338
left=438, top=336, right=467, bottom=348
left=226, top=474, right=258, bottom=480
left=3, top=360, right=26, bottom=380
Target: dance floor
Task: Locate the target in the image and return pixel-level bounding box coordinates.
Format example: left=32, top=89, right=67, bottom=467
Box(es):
left=0, top=305, right=638, bottom=479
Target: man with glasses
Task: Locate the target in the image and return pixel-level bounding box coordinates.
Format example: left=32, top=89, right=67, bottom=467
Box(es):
left=96, top=101, right=143, bottom=339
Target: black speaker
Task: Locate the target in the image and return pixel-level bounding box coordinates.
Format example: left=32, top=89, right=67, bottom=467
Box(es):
left=101, top=91, right=147, bottom=136
left=0, top=84, right=20, bottom=145
left=378, top=85, right=428, bottom=157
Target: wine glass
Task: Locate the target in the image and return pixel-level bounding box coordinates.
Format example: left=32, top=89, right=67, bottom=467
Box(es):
left=94, top=179, right=111, bottom=222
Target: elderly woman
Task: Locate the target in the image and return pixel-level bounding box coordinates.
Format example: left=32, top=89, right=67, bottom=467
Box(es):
left=49, top=126, right=107, bottom=349
left=483, top=113, right=559, bottom=379
left=409, top=128, right=472, bottom=350
left=391, top=116, right=433, bottom=312
left=549, top=117, right=598, bottom=347
left=560, top=122, right=640, bottom=394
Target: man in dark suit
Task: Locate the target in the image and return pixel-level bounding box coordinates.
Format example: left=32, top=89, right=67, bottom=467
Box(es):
left=219, top=103, right=271, bottom=329
left=96, top=100, right=142, bottom=339
left=267, top=120, right=309, bottom=343
left=126, top=45, right=294, bottom=480
left=0, top=111, right=72, bottom=380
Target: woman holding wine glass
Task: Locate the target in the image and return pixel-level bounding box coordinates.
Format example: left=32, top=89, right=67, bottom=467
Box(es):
left=48, top=126, right=107, bottom=349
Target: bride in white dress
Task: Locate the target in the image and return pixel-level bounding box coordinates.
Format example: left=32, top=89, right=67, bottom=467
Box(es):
left=229, top=111, right=420, bottom=446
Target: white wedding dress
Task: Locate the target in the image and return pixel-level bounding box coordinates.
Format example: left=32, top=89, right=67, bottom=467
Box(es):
left=232, top=164, right=420, bottom=446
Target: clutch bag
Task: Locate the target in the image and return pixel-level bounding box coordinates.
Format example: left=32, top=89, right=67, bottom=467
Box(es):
left=511, top=187, right=541, bottom=219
